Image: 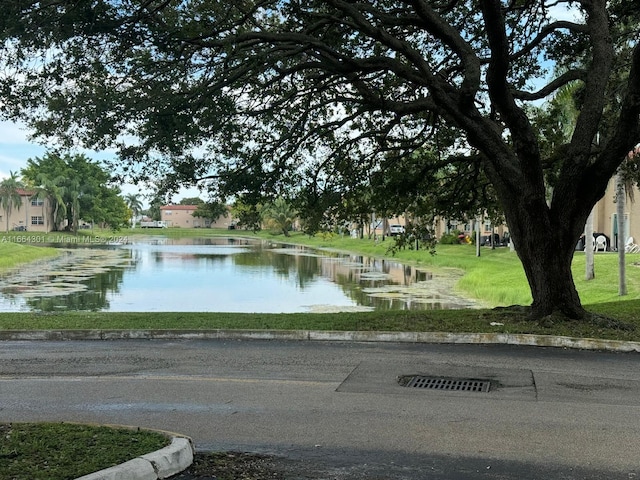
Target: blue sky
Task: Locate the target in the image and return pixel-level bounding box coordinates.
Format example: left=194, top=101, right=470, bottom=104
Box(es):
left=0, top=119, right=200, bottom=207
left=0, top=119, right=42, bottom=179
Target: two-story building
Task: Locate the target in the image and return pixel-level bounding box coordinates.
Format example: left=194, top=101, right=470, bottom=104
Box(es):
left=160, top=204, right=233, bottom=229
left=434, top=177, right=640, bottom=250
left=0, top=189, right=52, bottom=232
left=590, top=177, right=640, bottom=250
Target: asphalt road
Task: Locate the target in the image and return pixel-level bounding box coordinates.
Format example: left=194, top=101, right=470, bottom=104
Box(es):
left=1, top=338, right=639, bottom=479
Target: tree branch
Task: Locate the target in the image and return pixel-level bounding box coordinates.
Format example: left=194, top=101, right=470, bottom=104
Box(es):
left=513, top=69, right=586, bottom=101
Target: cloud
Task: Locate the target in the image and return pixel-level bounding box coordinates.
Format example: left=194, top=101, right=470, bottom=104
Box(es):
left=0, top=120, right=48, bottom=179
left=548, top=4, right=584, bottom=23
left=0, top=119, right=36, bottom=145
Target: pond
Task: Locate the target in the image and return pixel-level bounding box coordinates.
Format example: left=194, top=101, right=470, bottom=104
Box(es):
left=0, top=237, right=478, bottom=313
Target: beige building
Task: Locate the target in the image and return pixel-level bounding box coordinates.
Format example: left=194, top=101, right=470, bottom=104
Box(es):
left=160, top=204, right=233, bottom=229
left=0, top=189, right=52, bottom=232
left=591, top=178, right=640, bottom=250
left=434, top=177, right=640, bottom=250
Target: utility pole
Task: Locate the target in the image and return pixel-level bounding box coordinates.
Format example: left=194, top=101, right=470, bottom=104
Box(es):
left=616, top=172, right=627, bottom=296
left=476, top=215, right=481, bottom=257
left=585, top=209, right=594, bottom=280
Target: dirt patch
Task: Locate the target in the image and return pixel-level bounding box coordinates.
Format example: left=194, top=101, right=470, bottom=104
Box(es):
left=171, top=452, right=388, bottom=480
left=171, top=452, right=289, bottom=479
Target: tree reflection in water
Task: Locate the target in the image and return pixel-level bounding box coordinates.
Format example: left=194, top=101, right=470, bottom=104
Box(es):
left=0, top=238, right=477, bottom=312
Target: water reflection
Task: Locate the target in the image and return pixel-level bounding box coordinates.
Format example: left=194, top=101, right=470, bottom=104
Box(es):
left=0, top=237, right=477, bottom=312
left=0, top=247, right=134, bottom=311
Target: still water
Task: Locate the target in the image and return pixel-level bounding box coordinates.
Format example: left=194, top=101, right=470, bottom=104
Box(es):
left=0, top=237, right=477, bottom=312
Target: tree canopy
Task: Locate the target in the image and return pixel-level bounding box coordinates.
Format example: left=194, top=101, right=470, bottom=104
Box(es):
left=21, top=152, right=130, bottom=231
left=0, top=1, right=639, bottom=320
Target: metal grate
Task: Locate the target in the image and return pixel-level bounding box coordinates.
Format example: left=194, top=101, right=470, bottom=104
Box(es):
left=403, top=375, right=491, bottom=392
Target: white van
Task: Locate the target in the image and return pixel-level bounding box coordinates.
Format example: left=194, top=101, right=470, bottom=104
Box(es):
left=389, top=224, right=405, bottom=236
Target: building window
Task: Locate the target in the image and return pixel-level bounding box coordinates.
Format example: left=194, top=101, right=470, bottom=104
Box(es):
left=31, top=198, right=44, bottom=206
left=165, top=211, right=172, bottom=215
left=31, top=216, right=44, bottom=225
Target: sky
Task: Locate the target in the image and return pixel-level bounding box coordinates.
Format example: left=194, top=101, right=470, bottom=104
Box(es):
left=0, top=119, right=42, bottom=179
left=0, top=118, right=200, bottom=208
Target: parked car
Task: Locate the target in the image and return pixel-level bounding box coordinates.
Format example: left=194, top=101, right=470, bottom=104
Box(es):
left=389, top=224, right=405, bottom=236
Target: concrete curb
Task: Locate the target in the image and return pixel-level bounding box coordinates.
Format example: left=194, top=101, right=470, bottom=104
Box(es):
left=75, top=436, right=194, bottom=480
left=1, top=328, right=639, bottom=352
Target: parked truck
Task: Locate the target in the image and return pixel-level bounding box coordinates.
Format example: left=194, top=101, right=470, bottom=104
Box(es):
left=140, top=220, right=168, bottom=228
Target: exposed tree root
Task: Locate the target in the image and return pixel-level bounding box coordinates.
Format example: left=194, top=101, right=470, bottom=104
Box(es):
left=490, top=305, right=636, bottom=332
left=584, top=312, right=636, bottom=332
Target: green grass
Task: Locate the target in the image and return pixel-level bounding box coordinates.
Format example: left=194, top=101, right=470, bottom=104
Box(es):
left=1, top=304, right=638, bottom=341
left=0, top=241, right=59, bottom=272
left=0, top=422, right=169, bottom=480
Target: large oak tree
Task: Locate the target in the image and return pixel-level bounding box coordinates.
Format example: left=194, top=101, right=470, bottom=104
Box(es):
left=0, top=1, right=639, bottom=320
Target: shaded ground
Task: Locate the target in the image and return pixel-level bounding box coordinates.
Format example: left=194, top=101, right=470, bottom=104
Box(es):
left=170, top=451, right=623, bottom=480
left=172, top=452, right=288, bottom=480
left=172, top=452, right=432, bottom=480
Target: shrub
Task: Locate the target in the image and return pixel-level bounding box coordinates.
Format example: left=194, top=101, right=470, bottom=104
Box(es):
left=440, top=229, right=462, bottom=244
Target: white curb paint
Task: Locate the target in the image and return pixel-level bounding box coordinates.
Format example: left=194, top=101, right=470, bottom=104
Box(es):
left=75, top=436, right=194, bottom=480
left=141, top=437, right=194, bottom=479
left=2, top=329, right=638, bottom=352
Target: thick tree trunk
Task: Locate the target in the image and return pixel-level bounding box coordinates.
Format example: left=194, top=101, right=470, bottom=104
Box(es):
left=501, top=194, right=588, bottom=321
left=516, top=238, right=585, bottom=319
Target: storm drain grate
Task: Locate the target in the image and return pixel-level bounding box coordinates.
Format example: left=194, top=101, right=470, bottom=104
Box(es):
left=403, top=376, right=491, bottom=392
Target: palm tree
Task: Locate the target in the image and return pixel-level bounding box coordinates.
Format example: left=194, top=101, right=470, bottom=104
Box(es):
left=0, top=171, right=24, bottom=233
left=125, top=193, right=143, bottom=228
left=63, top=177, right=82, bottom=232
left=262, top=197, right=296, bottom=237
left=31, top=173, right=67, bottom=232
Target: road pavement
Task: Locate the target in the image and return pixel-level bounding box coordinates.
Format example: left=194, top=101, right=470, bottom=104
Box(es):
left=0, top=338, right=639, bottom=479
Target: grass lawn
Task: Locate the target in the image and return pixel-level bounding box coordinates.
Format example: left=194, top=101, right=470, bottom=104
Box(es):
left=0, top=423, right=169, bottom=480
left=0, top=240, right=59, bottom=272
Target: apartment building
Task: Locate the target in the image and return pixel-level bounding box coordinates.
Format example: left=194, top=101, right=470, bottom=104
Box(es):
left=0, top=189, right=51, bottom=232
left=591, top=177, right=640, bottom=250
left=160, top=204, right=233, bottom=229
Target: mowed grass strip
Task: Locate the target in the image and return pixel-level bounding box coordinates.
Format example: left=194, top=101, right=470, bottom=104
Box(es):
left=1, top=304, right=639, bottom=341
left=0, top=422, right=169, bottom=480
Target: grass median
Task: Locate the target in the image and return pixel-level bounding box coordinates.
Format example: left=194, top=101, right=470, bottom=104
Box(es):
left=0, top=304, right=639, bottom=341
left=0, top=422, right=169, bottom=480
